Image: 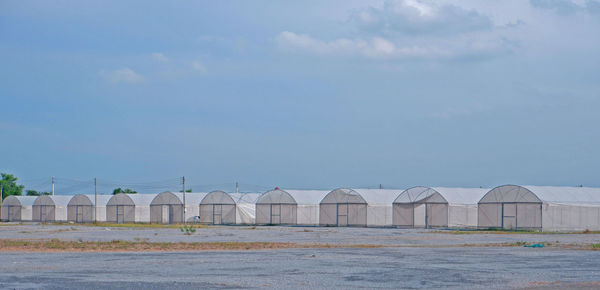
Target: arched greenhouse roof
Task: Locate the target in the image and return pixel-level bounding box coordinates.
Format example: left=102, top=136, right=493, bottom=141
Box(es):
left=395, top=187, right=488, bottom=204
left=150, top=191, right=183, bottom=205
left=34, top=195, right=71, bottom=206
left=2, top=195, right=37, bottom=206
left=479, top=185, right=600, bottom=205
left=201, top=191, right=235, bottom=205
left=320, top=188, right=367, bottom=204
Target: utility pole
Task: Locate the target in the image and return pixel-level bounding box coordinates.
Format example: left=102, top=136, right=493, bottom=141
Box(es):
left=94, top=178, right=97, bottom=224
left=182, top=176, right=186, bottom=224
left=379, top=184, right=382, bottom=189
left=1, top=184, right=3, bottom=221
left=236, top=182, right=239, bottom=193
left=51, top=176, right=55, bottom=196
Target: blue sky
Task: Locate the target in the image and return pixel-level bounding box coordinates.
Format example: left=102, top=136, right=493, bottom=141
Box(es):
left=1, top=0, right=600, bottom=193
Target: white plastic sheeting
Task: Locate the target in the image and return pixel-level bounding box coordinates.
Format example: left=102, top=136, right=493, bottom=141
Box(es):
left=479, top=185, right=600, bottom=231
left=393, top=187, right=487, bottom=228
left=1, top=196, right=37, bottom=221
left=319, top=188, right=401, bottom=227
left=150, top=192, right=184, bottom=224
left=255, top=189, right=329, bottom=225
left=230, top=193, right=260, bottom=225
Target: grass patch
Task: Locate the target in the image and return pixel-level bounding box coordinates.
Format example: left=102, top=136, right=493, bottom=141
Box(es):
left=0, top=239, right=386, bottom=252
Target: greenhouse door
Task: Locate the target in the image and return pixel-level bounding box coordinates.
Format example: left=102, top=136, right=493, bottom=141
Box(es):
left=76, top=206, right=84, bottom=223
left=337, top=204, right=348, bottom=226
left=117, top=206, right=125, bottom=224
left=270, top=204, right=280, bottom=224
left=162, top=205, right=169, bottom=224
left=212, top=204, right=222, bottom=225
left=40, top=206, right=53, bottom=222
left=502, top=203, right=517, bottom=229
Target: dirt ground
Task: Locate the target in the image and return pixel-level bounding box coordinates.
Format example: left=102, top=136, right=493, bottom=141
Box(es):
left=1, top=223, right=600, bottom=289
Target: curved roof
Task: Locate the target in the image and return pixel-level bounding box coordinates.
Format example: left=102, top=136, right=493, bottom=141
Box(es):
left=256, top=189, right=296, bottom=204
left=2, top=195, right=37, bottom=206
left=320, top=188, right=367, bottom=204
left=480, top=185, right=600, bottom=205
left=353, top=189, right=402, bottom=204
left=200, top=191, right=235, bottom=205
left=69, top=194, right=112, bottom=206
left=68, top=194, right=93, bottom=206
left=151, top=191, right=183, bottom=205
left=229, top=193, right=261, bottom=204
left=107, top=193, right=157, bottom=206
left=394, top=187, right=488, bottom=204
left=34, top=195, right=72, bottom=206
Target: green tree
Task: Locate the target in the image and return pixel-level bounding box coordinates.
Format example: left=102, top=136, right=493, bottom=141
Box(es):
left=112, top=187, right=137, bottom=195
left=180, top=189, right=192, bottom=193
left=0, top=173, right=24, bottom=199
left=26, top=190, right=51, bottom=196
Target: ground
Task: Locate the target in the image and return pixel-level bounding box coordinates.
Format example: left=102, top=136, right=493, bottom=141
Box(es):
left=1, top=223, right=600, bottom=289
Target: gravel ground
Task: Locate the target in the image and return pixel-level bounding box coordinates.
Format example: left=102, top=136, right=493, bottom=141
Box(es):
left=1, top=223, right=600, bottom=246
left=1, top=224, right=600, bottom=289
left=1, top=247, right=600, bottom=289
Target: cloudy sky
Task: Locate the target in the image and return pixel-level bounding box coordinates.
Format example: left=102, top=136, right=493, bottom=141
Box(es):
left=1, top=0, right=599, bottom=193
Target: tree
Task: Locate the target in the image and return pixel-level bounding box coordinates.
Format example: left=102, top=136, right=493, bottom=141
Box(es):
left=26, top=190, right=51, bottom=196
left=112, top=187, right=137, bottom=195
left=180, top=189, right=192, bottom=193
left=1, top=173, right=24, bottom=199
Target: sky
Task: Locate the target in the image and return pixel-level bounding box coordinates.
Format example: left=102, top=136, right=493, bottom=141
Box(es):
left=1, top=0, right=599, bottom=194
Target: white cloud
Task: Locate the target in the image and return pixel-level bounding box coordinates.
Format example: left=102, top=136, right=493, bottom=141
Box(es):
left=152, top=52, right=169, bottom=63
left=191, top=61, right=207, bottom=73
left=275, top=1, right=514, bottom=60
left=99, top=67, right=144, bottom=84
left=275, top=31, right=508, bottom=60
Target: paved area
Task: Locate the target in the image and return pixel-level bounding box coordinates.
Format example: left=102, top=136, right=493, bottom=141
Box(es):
left=1, top=248, right=600, bottom=289
left=1, top=224, right=600, bottom=289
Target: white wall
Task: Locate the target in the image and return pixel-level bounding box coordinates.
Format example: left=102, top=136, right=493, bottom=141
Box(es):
left=542, top=203, right=600, bottom=231
left=297, top=205, right=319, bottom=225
left=367, top=204, right=393, bottom=227
left=22, top=205, right=33, bottom=221
left=135, top=206, right=150, bottom=223
left=449, top=204, right=478, bottom=228
left=94, top=206, right=106, bottom=222
left=55, top=206, right=68, bottom=222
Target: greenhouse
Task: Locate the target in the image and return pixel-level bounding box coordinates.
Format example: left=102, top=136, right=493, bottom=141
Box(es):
left=479, top=185, right=600, bottom=231
left=150, top=191, right=184, bottom=224
left=67, top=194, right=111, bottom=223
left=1, top=196, right=37, bottom=221
left=197, top=191, right=235, bottom=225
left=255, top=189, right=329, bottom=225
left=106, top=193, right=155, bottom=223
left=32, top=195, right=71, bottom=222
left=319, top=188, right=400, bottom=227
left=393, top=187, right=488, bottom=228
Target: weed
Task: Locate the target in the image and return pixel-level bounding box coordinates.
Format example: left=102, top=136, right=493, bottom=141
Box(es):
left=180, top=225, right=196, bottom=235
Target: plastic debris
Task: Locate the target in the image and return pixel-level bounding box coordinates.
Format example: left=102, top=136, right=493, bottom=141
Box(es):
left=524, top=243, right=544, bottom=248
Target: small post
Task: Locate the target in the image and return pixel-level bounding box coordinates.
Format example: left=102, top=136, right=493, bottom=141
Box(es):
left=182, top=176, right=186, bottom=224
left=379, top=184, right=382, bottom=189
left=94, top=178, right=97, bottom=223
left=51, top=176, right=55, bottom=196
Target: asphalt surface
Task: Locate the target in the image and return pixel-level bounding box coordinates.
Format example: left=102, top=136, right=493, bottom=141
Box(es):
left=1, top=224, right=600, bottom=289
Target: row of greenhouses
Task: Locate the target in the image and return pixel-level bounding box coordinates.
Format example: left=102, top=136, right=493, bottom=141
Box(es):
left=2, top=185, right=600, bottom=231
